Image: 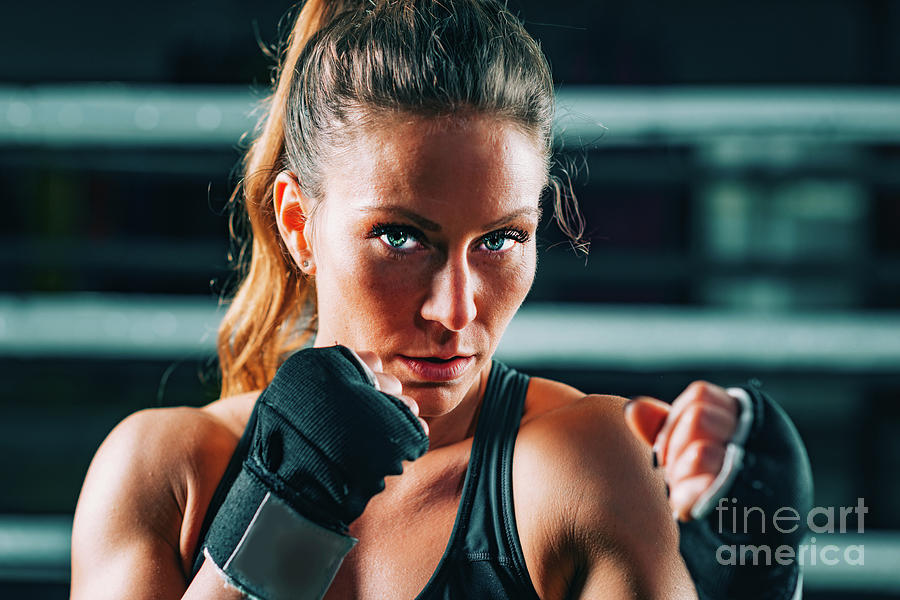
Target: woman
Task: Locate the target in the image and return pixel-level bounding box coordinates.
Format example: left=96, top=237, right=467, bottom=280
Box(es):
left=71, top=1, right=812, bottom=599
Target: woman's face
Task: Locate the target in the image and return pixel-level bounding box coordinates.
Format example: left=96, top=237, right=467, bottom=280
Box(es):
left=298, top=116, right=545, bottom=417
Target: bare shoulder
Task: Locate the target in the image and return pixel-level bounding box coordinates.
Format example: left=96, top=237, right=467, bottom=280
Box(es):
left=515, top=392, right=646, bottom=534
left=515, top=391, right=696, bottom=599
left=520, top=376, right=586, bottom=424
left=516, top=393, right=657, bottom=513
left=520, top=379, right=637, bottom=457
left=71, top=395, right=255, bottom=598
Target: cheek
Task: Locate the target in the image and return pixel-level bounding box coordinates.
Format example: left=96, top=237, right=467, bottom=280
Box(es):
left=478, top=250, right=536, bottom=319
left=348, top=253, right=425, bottom=314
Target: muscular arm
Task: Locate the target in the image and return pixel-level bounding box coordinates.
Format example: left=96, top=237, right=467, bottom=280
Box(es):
left=517, top=395, right=697, bottom=599
left=71, top=408, right=242, bottom=599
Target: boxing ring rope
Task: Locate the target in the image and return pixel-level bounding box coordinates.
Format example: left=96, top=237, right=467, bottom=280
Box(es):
left=2, top=506, right=899, bottom=592
left=2, top=294, right=900, bottom=371
left=2, top=85, right=900, bottom=147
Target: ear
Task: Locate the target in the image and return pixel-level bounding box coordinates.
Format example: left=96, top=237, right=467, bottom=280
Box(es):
left=273, top=171, right=316, bottom=274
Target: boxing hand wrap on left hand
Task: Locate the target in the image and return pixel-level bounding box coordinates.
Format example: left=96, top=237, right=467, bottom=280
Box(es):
left=678, top=383, right=813, bottom=600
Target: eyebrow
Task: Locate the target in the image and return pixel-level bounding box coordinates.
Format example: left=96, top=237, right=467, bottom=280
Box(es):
left=360, top=205, right=542, bottom=232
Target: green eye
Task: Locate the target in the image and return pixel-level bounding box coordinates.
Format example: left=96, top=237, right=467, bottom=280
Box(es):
left=369, top=224, right=420, bottom=252
left=385, top=230, right=409, bottom=248
left=482, top=232, right=512, bottom=252
left=484, top=232, right=503, bottom=251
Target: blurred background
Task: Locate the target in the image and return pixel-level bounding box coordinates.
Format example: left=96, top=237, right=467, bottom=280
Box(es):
left=1, top=0, right=898, bottom=598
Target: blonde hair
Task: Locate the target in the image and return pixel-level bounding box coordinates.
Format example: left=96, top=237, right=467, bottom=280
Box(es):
left=217, top=0, right=582, bottom=397
left=216, top=1, right=352, bottom=397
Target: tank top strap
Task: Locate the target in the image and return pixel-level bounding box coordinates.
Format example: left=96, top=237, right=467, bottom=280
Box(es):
left=453, top=360, right=534, bottom=579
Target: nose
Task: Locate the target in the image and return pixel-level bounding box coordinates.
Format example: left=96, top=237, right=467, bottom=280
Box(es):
left=420, top=253, right=477, bottom=332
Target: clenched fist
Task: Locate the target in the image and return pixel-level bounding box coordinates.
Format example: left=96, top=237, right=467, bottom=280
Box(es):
left=624, top=381, right=752, bottom=522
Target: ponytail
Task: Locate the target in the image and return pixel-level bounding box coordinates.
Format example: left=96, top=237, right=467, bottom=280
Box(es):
left=217, top=0, right=360, bottom=397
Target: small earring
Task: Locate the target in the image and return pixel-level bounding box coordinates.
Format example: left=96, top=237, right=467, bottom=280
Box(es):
left=301, top=259, right=311, bottom=270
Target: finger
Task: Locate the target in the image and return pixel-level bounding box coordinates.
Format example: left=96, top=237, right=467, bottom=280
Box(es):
left=374, top=372, right=402, bottom=397
left=395, top=394, right=429, bottom=437
left=664, top=403, right=736, bottom=473
left=623, top=397, right=670, bottom=449
left=400, top=396, right=428, bottom=436
left=655, top=381, right=736, bottom=466
left=353, top=349, right=383, bottom=373
left=666, top=439, right=726, bottom=489
left=670, top=473, right=716, bottom=521
left=396, top=394, right=420, bottom=417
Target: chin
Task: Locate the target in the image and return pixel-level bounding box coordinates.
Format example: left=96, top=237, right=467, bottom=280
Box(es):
left=402, top=382, right=467, bottom=417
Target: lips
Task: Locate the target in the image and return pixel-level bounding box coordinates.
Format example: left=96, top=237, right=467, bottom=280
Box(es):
left=397, top=354, right=475, bottom=382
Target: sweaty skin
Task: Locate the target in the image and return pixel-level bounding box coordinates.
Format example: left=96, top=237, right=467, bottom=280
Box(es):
left=71, top=116, right=697, bottom=600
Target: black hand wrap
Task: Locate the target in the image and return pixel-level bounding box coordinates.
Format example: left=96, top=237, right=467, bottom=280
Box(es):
left=246, top=345, right=429, bottom=532
left=679, top=382, right=814, bottom=600
left=203, top=345, right=429, bottom=599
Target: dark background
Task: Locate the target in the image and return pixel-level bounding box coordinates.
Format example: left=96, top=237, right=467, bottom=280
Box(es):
left=1, top=1, right=898, bottom=598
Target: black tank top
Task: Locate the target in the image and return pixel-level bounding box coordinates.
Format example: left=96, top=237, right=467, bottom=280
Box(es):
left=190, top=360, right=542, bottom=600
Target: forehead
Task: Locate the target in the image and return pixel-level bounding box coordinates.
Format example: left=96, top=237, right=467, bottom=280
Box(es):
left=322, top=115, right=547, bottom=223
